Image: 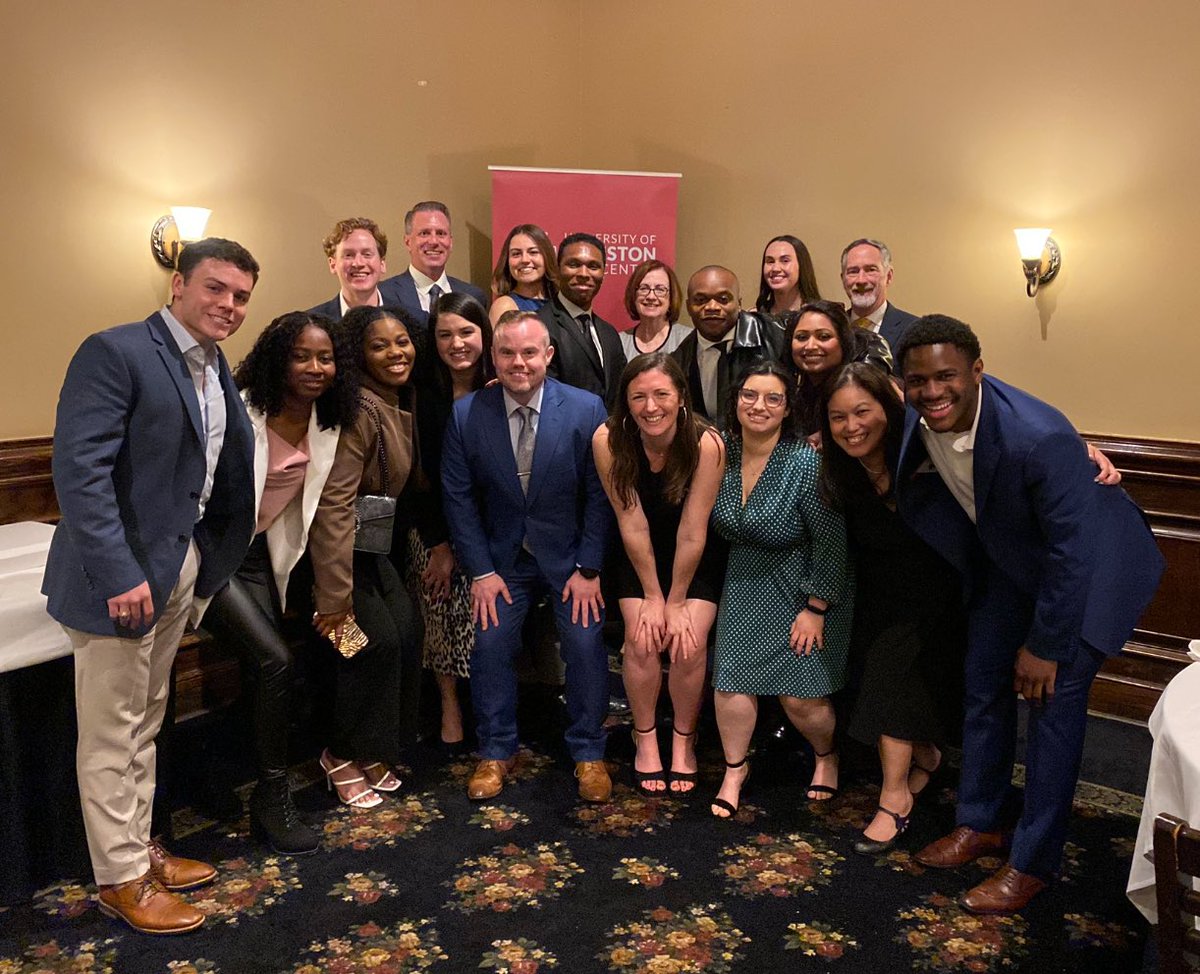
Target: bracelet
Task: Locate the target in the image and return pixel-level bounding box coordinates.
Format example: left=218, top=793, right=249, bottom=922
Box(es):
left=803, top=602, right=827, bottom=616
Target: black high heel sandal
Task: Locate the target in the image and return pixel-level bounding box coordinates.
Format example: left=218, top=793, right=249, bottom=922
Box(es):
left=668, top=726, right=698, bottom=795
left=631, top=726, right=667, bottom=796
left=710, top=756, right=750, bottom=819
left=806, top=747, right=839, bottom=802
left=853, top=805, right=911, bottom=856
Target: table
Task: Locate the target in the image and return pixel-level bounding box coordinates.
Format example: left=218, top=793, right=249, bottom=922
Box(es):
left=1127, top=657, right=1200, bottom=923
left=0, top=520, right=71, bottom=673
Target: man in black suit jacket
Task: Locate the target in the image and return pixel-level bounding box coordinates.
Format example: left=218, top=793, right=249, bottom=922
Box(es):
left=539, top=232, right=626, bottom=411
left=308, top=217, right=390, bottom=321
left=671, top=265, right=784, bottom=426
left=378, top=200, right=487, bottom=327
left=840, top=238, right=917, bottom=366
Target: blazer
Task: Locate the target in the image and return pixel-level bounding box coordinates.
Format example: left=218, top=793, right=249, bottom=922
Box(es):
left=307, top=295, right=343, bottom=322
left=378, top=269, right=487, bottom=327
left=43, top=312, right=255, bottom=637
left=671, top=310, right=785, bottom=423
left=440, top=377, right=612, bottom=592
left=880, top=302, right=918, bottom=365
left=539, top=296, right=627, bottom=411
left=896, top=375, right=1164, bottom=661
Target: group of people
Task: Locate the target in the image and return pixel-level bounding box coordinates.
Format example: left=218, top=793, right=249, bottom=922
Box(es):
left=44, top=200, right=1164, bottom=936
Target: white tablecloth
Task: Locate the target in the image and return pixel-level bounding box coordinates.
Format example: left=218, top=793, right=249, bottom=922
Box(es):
left=0, top=521, right=70, bottom=674
left=1127, top=659, right=1200, bottom=923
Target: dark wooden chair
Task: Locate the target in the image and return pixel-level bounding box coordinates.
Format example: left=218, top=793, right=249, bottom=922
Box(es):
left=1154, top=813, right=1200, bottom=973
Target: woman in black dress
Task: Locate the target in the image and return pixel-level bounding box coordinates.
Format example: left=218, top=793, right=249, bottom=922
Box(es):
left=593, top=353, right=726, bottom=795
left=820, top=362, right=964, bottom=854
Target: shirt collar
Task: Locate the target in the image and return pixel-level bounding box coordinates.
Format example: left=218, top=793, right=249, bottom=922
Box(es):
left=696, top=326, right=735, bottom=352
left=502, top=383, right=545, bottom=418
left=339, top=289, right=382, bottom=317
left=409, top=266, right=450, bottom=294
left=852, top=301, right=887, bottom=330
left=557, top=294, right=590, bottom=320
left=161, top=305, right=209, bottom=358
left=919, top=379, right=984, bottom=453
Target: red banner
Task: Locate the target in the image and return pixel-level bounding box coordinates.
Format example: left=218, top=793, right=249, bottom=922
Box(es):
left=489, top=166, right=681, bottom=329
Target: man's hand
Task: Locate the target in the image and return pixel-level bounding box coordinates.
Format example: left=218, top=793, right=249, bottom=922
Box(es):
left=421, top=542, right=455, bottom=603
left=471, top=574, right=512, bottom=631
left=562, top=571, right=604, bottom=628
left=1014, top=647, right=1058, bottom=703
left=1086, top=444, right=1122, bottom=485
left=108, top=581, right=154, bottom=629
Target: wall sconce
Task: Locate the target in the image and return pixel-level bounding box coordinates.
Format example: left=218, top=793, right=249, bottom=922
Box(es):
left=1013, top=227, right=1061, bottom=298
left=151, top=206, right=212, bottom=268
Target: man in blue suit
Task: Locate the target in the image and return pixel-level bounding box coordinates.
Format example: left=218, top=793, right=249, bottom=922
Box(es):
left=308, top=216, right=390, bottom=321
left=895, top=315, right=1163, bottom=913
left=378, top=200, right=487, bottom=327
left=840, top=238, right=917, bottom=369
left=441, top=310, right=614, bottom=803
left=43, top=238, right=258, bottom=934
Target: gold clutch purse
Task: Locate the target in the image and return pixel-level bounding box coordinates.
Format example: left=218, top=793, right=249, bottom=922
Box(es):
left=326, top=615, right=369, bottom=659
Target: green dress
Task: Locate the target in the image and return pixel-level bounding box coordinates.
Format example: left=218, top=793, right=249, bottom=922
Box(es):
left=711, top=436, right=851, bottom=697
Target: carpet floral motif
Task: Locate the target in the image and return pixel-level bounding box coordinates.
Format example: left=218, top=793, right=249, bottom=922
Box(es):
left=166, top=961, right=219, bottom=973
left=805, top=783, right=876, bottom=831
left=784, top=920, right=860, bottom=962
left=31, top=882, right=94, bottom=920
left=871, top=849, right=927, bottom=876
left=328, top=871, right=400, bottom=905
left=479, top=937, right=558, bottom=972
left=470, top=805, right=530, bottom=832
left=600, top=903, right=749, bottom=973
left=573, top=787, right=678, bottom=837
left=1109, top=835, right=1137, bottom=858
left=444, top=841, right=583, bottom=913
left=290, top=919, right=447, bottom=973
left=0, top=937, right=119, bottom=974
left=320, top=794, right=444, bottom=850
left=613, top=857, right=679, bottom=888
left=189, top=855, right=302, bottom=925
left=443, top=748, right=554, bottom=786
left=1062, top=913, right=1134, bottom=950
left=716, top=832, right=842, bottom=898
left=896, top=892, right=1028, bottom=972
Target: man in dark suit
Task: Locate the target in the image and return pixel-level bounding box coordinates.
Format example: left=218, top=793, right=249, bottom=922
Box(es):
left=671, top=265, right=784, bottom=425
left=378, top=200, right=487, bottom=326
left=894, top=315, right=1163, bottom=913
left=539, top=232, right=626, bottom=410
left=43, top=238, right=258, bottom=934
left=308, top=216, right=390, bottom=321
left=441, top=310, right=614, bottom=804
left=840, top=238, right=917, bottom=365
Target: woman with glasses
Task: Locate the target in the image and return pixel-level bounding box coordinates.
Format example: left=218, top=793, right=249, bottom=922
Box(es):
left=708, top=362, right=851, bottom=819
left=619, top=260, right=694, bottom=360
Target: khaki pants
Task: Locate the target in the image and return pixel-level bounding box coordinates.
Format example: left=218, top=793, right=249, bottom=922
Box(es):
left=68, top=543, right=199, bottom=886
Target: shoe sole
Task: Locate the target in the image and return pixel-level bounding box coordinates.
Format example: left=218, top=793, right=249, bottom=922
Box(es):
left=155, top=872, right=217, bottom=892
left=98, top=900, right=204, bottom=934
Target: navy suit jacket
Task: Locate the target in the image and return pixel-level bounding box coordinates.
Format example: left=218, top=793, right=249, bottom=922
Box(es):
left=896, top=375, right=1163, bottom=662
left=539, top=297, right=627, bottom=411
left=307, top=295, right=343, bottom=322
left=440, top=378, right=612, bottom=591
left=43, top=313, right=255, bottom=637
left=378, top=270, right=487, bottom=327
left=880, top=303, right=917, bottom=364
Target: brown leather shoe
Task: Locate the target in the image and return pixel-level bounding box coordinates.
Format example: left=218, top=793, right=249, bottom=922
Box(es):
left=146, top=838, right=217, bottom=891
left=97, top=872, right=205, bottom=934
left=575, top=760, right=612, bottom=802
left=914, top=826, right=1010, bottom=868
left=467, top=757, right=518, bottom=800
left=961, top=864, right=1048, bottom=914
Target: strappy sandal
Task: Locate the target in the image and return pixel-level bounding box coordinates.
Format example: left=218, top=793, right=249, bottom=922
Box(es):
left=710, top=756, right=750, bottom=819
left=853, top=804, right=912, bottom=856
left=320, top=750, right=382, bottom=809
left=362, top=762, right=402, bottom=793
left=806, top=747, right=839, bottom=802
left=908, top=748, right=944, bottom=798
left=669, top=726, right=698, bottom=795
left=631, top=725, right=667, bottom=796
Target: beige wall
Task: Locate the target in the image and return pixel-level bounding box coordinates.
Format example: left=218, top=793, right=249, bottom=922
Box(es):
left=3, top=0, right=1197, bottom=440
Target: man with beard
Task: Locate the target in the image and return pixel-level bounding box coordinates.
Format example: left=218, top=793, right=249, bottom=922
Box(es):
left=840, top=238, right=916, bottom=368
left=309, top=217, right=389, bottom=321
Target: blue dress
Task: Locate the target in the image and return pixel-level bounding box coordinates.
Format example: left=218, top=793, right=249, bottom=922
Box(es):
left=710, top=436, right=851, bottom=697
left=510, top=294, right=545, bottom=312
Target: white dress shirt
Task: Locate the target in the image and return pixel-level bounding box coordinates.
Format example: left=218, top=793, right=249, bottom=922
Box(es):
left=408, top=267, right=452, bottom=312
left=918, top=383, right=984, bottom=523
left=557, top=294, right=605, bottom=367
left=696, top=327, right=734, bottom=418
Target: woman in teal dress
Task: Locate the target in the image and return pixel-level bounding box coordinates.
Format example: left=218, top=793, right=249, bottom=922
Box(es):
left=709, top=361, right=852, bottom=818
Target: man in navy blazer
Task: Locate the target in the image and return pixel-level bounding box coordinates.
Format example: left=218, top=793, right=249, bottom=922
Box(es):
left=840, top=238, right=917, bottom=369
left=894, top=315, right=1163, bottom=913
left=378, top=200, right=486, bottom=327
left=441, top=310, right=614, bottom=803
left=308, top=216, right=390, bottom=321
left=43, top=238, right=258, bottom=934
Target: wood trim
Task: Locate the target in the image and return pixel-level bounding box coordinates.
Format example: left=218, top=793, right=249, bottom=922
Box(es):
left=0, top=437, right=56, bottom=526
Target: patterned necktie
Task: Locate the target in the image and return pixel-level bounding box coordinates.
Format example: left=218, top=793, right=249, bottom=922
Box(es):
left=516, top=406, right=535, bottom=495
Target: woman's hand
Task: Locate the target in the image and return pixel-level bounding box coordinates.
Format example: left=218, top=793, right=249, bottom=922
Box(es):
left=421, top=542, right=454, bottom=603
left=789, top=608, right=824, bottom=656
left=664, top=600, right=698, bottom=662
left=313, top=610, right=350, bottom=643
left=633, top=595, right=666, bottom=655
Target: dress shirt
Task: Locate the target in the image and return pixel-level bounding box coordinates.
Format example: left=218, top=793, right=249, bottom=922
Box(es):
left=339, top=288, right=382, bottom=317
left=851, top=301, right=887, bottom=333
left=408, top=267, right=452, bottom=313
left=557, top=294, right=604, bottom=367
left=161, top=305, right=227, bottom=521
left=696, top=327, right=734, bottom=418
left=918, top=383, right=984, bottom=523
left=502, top=384, right=545, bottom=456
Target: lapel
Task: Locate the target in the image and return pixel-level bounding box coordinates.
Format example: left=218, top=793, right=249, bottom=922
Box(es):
left=971, top=378, right=1002, bottom=521
left=554, top=299, right=603, bottom=377
left=302, top=410, right=340, bottom=529
left=477, top=386, right=524, bottom=506
left=675, top=332, right=707, bottom=417
left=248, top=399, right=270, bottom=517
left=526, top=379, right=564, bottom=507
left=149, top=312, right=205, bottom=444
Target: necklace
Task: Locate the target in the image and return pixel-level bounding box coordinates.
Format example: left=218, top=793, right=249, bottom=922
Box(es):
left=859, top=459, right=891, bottom=494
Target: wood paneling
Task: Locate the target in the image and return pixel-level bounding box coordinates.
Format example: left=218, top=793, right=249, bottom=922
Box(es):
left=0, top=438, right=56, bottom=525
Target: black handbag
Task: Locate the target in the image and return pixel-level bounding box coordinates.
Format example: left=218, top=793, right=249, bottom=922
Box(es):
left=353, top=399, right=397, bottom=554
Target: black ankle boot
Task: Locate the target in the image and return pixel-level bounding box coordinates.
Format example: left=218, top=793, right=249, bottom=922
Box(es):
left=249, top=777, right=320, bottom=856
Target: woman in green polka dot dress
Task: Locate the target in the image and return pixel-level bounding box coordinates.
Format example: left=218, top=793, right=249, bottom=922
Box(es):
left=709, top=362, right=852, bottom=819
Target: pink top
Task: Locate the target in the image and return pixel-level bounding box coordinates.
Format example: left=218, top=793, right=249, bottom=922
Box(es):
left=255, top=427, right=310, bottom=535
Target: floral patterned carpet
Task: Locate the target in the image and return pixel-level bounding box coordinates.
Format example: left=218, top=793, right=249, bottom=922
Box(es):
left=0, top=736, right=1148, bottom=974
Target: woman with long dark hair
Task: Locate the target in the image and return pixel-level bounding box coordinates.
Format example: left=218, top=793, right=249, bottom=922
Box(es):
left=489, top=224, right=558, bottom=325
left=201, top=310, right=357, bottom=853
left=593, top=353, right=725, bottom=795
left=755, top=234, right=822, bottom=317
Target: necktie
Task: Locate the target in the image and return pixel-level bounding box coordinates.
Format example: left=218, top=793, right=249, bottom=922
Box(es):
left=515, top=406, right=535, bottom=496
left=714, top=341, right=732, bottom=418
left=427, top=283, right=443, bottom=328
left=577, top=313, right=603, bottom=367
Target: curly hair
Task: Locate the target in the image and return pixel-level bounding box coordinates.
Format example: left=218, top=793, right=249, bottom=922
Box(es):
left=322, top=217, right=387, bottom=259
left=336, top=304, right=427, bottom=415
left=723, top=360, right=799, bottom=442
left=895, top=314, right=982, bottom=373
left=233, top=311, right=356, bottom=430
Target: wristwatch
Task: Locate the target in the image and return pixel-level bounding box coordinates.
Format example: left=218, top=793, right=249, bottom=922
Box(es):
left=577, top=567, right=600, bottom=580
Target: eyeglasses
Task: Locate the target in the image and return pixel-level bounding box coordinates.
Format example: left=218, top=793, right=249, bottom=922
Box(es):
left=636, top=284, right=670, bottom=297
left=738, top=388, right=787, bottom=409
